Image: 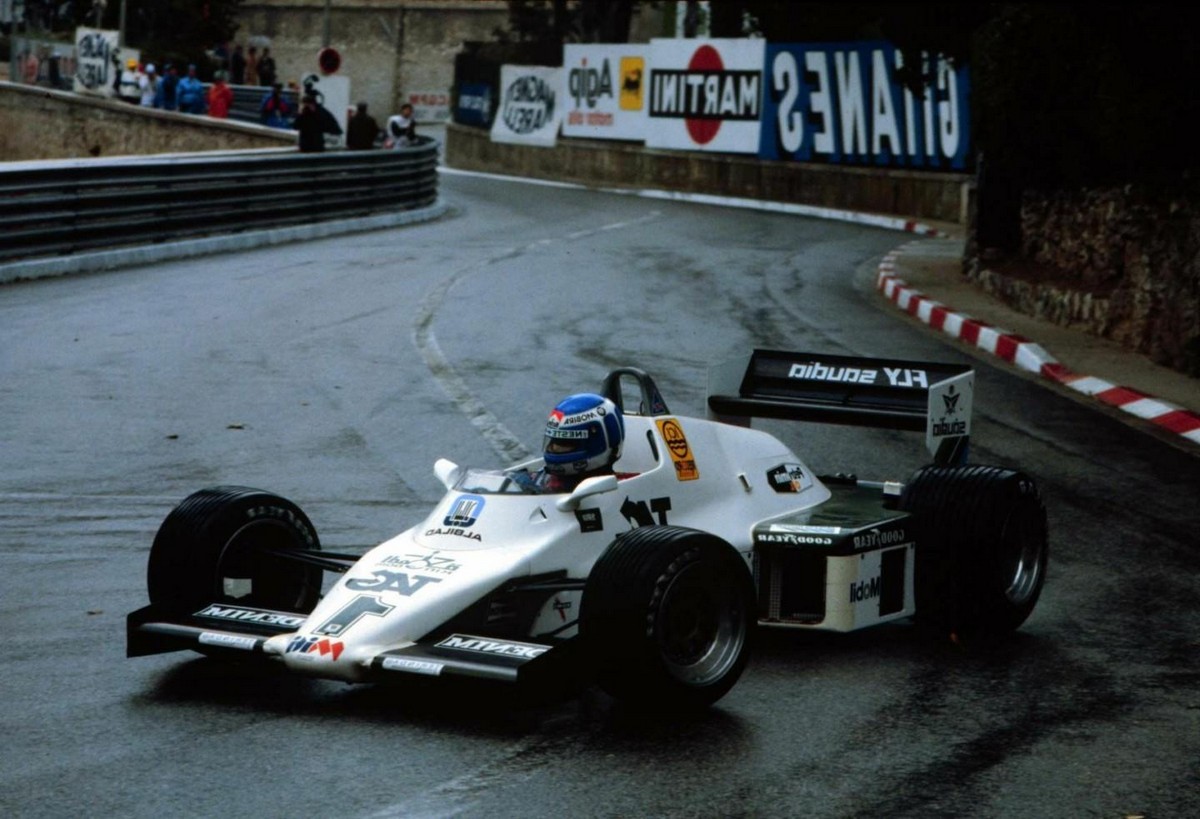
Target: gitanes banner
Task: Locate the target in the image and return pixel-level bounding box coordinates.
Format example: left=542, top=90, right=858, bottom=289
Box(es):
left=645, top=38, right=765, bottom=154
left=561, top=44, right=649, bottom=141
left=760, top=41, right=970, bottom=170
left=490, top=64, right=563, bottom=147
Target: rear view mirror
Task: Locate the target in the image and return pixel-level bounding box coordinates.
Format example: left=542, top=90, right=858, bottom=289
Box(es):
left=434, top=458, right=464, bottom=490
left=555, top=474, right=619, bottom=512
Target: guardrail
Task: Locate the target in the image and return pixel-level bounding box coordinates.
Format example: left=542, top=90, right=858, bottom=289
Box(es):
left=0, top=139, right=439, bottom=264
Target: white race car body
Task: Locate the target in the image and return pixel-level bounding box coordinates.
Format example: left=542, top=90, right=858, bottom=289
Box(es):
left=260, top=413, right=828, bottom=682
left=129, top=350, right=1046, bottom=706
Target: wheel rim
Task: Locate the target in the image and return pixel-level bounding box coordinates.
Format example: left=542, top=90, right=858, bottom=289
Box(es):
left=656, top=561, right=747, bottom=687
left=999, top=507, right=1044, bottom=606
left=216, top=520, right=317, bottom=610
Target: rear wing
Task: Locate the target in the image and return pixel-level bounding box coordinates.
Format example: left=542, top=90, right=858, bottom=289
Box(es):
left=707, top=349, right=973, bottom=465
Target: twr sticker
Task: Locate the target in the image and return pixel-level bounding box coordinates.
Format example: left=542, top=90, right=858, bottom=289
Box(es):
left=656, top=418, right=699, bottom=481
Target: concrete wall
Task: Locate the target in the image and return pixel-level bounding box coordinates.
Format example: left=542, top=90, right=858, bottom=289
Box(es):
left=233, top=1, right=666, bottom=127
left=444, top=123, right=970, bottom=226
left=0, top=81, right=294, bottom=161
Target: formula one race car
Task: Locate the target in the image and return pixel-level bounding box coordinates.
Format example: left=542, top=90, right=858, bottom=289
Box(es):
left=128, top=350, right=1048, bottom=709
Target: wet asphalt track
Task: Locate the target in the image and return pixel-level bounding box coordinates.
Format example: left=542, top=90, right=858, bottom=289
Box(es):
left=1, top=173, right=1198, bottom=818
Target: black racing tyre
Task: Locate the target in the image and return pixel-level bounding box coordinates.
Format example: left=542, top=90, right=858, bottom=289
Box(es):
left=147, top=486, right=323, bottom=616
left=900, top=464, right=1048, bottom=640
left=581, top=526, right=756, bottom=710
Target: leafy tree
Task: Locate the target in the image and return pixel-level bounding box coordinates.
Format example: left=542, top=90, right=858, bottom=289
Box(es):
left=498, top=0, right=636, bottom=44
left=31, top=0, right=245, bottom=78
left=709, top=2, right=1198, bottom=251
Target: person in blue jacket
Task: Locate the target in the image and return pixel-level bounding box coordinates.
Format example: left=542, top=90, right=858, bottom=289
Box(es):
left=154, top=63, right=179, bottom=110
left=176, top=64, right=207, bottom=114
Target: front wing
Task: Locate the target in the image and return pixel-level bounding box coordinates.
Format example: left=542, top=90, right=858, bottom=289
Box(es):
left=127, top=602, right=578, bottom=685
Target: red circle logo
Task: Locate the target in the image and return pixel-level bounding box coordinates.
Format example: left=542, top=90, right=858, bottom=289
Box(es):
left=318, top=47, right=341, bottom=75
left=686, top=45, right=722, bottom=145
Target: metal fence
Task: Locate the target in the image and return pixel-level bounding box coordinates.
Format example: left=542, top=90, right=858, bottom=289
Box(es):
left=0, top=139, right=439, bottom=264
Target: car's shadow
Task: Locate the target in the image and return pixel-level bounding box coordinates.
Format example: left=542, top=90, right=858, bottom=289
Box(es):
left=134, top=654, right=759, bottom=757
left=133, top=620, right=1048, bottom=743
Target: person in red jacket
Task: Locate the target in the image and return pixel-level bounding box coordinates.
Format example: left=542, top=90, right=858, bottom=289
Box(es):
left=207, top=71, right=233, bottom=119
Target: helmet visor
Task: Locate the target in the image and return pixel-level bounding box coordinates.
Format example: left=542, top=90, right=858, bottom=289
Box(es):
left=544, top=426, right=592, bottom=456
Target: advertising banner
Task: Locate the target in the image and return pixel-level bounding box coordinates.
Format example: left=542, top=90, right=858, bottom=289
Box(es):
left=645, top=38, right=765, bottom=154
left=456, top=82, right=492, bottom=127
left=405, top=90, right=451, bottom=124
left=490, top=64, right=563, bottom=147
left=561, top=44, right=649, bottom=141
left=73, top=28, right=122, bottom=96
left=760, top=41, right=970, bottom=171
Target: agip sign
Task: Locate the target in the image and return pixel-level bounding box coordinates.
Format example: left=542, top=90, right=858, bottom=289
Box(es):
left=562, top=44, right=648, bottom=141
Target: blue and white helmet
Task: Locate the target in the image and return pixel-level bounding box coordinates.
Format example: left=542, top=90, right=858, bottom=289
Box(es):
left=543, top=393, right=624, bottom=476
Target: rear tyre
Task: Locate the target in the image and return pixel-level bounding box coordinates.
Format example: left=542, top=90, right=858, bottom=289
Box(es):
left=581, top=526, right=755, bottom=710
left=147, top=486, right=323, bottom=617
left=900, top=465, right=1048, bottom=640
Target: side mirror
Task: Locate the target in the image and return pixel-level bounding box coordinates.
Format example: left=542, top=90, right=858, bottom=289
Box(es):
left=555, top=474, right=619, bottom=512
left=434, top=458, right=463, bottom=490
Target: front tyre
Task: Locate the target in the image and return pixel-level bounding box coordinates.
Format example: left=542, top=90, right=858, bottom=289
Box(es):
left=581, top=526, right=755, bottom=710
left=147, top=486, right=323, bottom=617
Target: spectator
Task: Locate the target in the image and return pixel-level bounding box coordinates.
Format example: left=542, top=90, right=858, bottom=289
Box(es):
left=245, top=45, right=259, bottom=87
left=212, top=41, right=229, bottom=72
left=155, top=63, right=179, bottom=110
left=118, top=58, right=141, bottom=104
left=176, top=64, right=207, bottom=114
left=207, top=70, right=233, bottom=118
left=293, top=94, right=342, bottom=153
left=138, top=63, right=158, bottom=107
left=111, top=52, right=122, bottom=95
left=257, top=48, right=277, bottom=88
left=259, top=82, right=292, bottom=128
left=386, top=103, right=417, bottom=148
left=22, top=49, right=39, bottom=85
left=346, top=102, right=381, bottom=150
left=47, top=55, right=63, bottom=89
left=230, top=44, right=246, bottom=85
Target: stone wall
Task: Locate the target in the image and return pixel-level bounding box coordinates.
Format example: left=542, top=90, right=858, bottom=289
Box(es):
left=236, top=0, right=509, bottom=125
left=233, top=1, right=668, bottom=128
left=969, top=186, right=1200, bottom=375
left=0, top=81, right=294, bottom=161
left=444, top=123, right=969, bottom=225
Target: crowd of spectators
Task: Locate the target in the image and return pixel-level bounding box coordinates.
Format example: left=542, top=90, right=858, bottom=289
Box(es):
left=17, top=37, right=420, bottom=152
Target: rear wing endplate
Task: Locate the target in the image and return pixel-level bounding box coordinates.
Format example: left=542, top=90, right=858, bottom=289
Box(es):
left=707, top=349, right=973, bottom=465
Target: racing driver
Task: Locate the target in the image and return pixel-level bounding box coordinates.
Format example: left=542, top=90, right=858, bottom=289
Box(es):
left=515, top=393, right=625, bottom=492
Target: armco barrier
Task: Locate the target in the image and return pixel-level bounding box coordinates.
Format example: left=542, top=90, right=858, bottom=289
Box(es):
left=0, top=140, right=439, bottom=264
